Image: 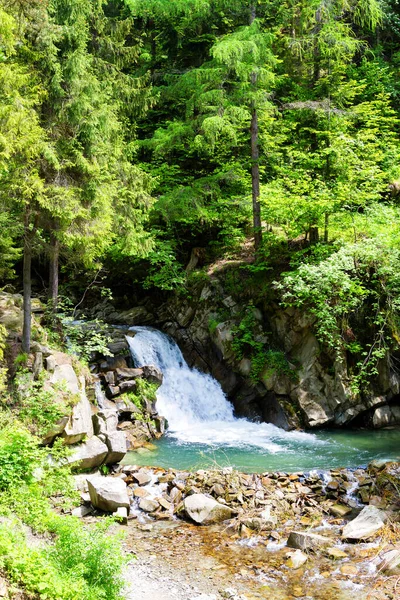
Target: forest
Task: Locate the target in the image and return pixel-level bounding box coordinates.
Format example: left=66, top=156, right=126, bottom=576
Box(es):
left=1, top=0, right=400, bottom=386
left=1, top=0, right=400, bottom=599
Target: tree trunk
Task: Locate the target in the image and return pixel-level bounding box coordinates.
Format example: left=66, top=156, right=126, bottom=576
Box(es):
left=324, top=213, right=329, bottom=243
left=251, top=107, right=262, bottom=252
left=48, top=232, right=60, bottom=309
left=250, top=4, right=262, bottom=253
left=309, top=226, right=319, bottom=244
left=22, top=209, right=33, bottom=353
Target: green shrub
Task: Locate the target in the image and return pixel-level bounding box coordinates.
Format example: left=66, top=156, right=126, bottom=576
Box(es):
left=276, top=239, right=400, bottom=394
left=0, top=323, right=7, bottom=394
left=0, top=412, right=126, bottom=600
left=0, top=423, right=41, bottom=491
left=0, top=517, right=126, bottom=600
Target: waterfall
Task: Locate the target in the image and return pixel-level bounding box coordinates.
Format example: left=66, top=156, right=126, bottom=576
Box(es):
left=126, top=326, right=319, bottom=451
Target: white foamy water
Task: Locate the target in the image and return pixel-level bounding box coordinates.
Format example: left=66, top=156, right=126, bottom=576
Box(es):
left=126, top=326, right=321, bottom=451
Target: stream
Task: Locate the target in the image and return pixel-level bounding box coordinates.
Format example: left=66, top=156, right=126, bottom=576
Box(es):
left=125, top=326, right=400, bottom=473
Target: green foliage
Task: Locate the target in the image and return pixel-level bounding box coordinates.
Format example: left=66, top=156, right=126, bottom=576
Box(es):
left=143, top=238, right=186, bottom=291
left=15, top=371, right=72, bottom=437
left=62, top=319, right=112, bottom=363
left=0, top=422, right=41, bottom=491
left=0, top=514, right=126, bottom=600
left=277, top=237, right=400, bottom=393
left=230, top=303, right=294, bottom=383
left=0, top=323, right=7, bottom=394
left=0, top=406, right=126, bottom=600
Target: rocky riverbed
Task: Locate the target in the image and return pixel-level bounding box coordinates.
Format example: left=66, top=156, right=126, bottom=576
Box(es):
left=73, top=461, right=400, bottom=600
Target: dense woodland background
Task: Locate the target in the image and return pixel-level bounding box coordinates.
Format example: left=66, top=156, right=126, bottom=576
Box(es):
left=2, top=0, right=400, bottom=392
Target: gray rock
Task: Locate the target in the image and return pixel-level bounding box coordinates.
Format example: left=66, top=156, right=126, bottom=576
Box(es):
left=106, top=384, right=121, bottom=398
left=92, top=409, right=118, bottom=436
left=45, top=355, right=57, bottom=373
left=141, top=365, right=163, bottom=386
left=104, top=371, right=115, bottom=385
left=372, top=405, right=393, bottom=428
left=115, top=397, right=141, bottom=417
left=154, top=415, right=167, bottom=434
left=119, top=380, right=137, bottom=393
left=30, top=341, right=52, bottom=356
left=62, top=382, right=94, bottom=445
left=287, top=531, right=332, bottom=552
left=42, top=415, right=70, bottom=445
left=114, top=506, right=128, bottom=524
left=0, top=575, right=8, bottom=597
left=72, top=505, right=92, bottom=518
left=88, top=476, right=130, bottom=513
left=377, top=546, right=400, bottom=573
left=133, top=471, right=152, bottom=486
left=68, top=436, right=109, bottom=470
left=33, top=351, right=43, bottom=379
left=105, top=430, right=127, bottom=464
left=260, top=506, right=277, bottom=527
left=139, top=498, right=159, bottom=513
left=286, top=549, right=308, bottom=569
left=115, top=367, right=143, bottom=380
left=342, top=506, right=387, bottom=540
left=109, top=306, right=153, bottom=325
left=107, top=341, right=129, bottom=355
left=51, top=363, right=80, bottom=396
left=184, top=493, right=233, bottom=525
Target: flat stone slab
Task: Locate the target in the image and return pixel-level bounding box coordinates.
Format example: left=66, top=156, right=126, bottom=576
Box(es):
left=287, top=531, right=332, bottom=552
left=139, top=498, right=159, bottom=513
left=133, top=472, right=152, bottom=486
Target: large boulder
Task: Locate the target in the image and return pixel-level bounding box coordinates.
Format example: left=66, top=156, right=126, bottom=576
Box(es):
left=87, top=476, right=130, bottom=513
left=184, top=494, right=233, bottom=525
left=92, top=409, right=118, bottom=436
left=68, top=436, right=109, bottom=470
left=372, top=405, right=400, bottom=428
left=51, top=362, right=80, bottom=396
left=342, top=506, right=387, bottom=540
left=42, top=416, right=70, bottom=445
left=104, top=430, right=127, bottom=464
left=0, top=293, right=23, bottom=332
left=61, top=379, right=94, bottom=444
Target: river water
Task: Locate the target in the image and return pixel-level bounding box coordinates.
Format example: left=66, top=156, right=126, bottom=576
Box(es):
left=125, top=326, right=400, bottom=473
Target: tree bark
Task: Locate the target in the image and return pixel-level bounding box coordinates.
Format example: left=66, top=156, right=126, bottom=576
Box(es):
left=22, top=208, right=33, bottom=353
left=251, top=108, right=262, bottom=252
left=309, top=225, right=319, bottom=244
left=324, top=213, right=329, bottom=243
left=48, top=232, right=60, bottom=309
left=250, top=4, right=262, bottom=253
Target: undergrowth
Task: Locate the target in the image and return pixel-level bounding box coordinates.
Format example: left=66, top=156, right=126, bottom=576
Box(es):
left=0, top=410, right=127, bottom=600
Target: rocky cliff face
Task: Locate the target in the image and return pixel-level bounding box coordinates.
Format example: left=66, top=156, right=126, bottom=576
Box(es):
left=92, top=275, right=400, bottom=431
left=0, top=292, right=166, bottom=471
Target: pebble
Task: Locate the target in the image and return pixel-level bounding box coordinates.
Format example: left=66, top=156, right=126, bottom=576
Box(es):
left=340, top=564, right=358, bottom=576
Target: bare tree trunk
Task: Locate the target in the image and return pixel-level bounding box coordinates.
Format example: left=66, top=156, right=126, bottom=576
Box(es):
left=309, top=226, right=319, bottom=244
left=324, top=213, right=329, bottom=243
left=251, top=108, right=262, bottom=252
left=250, top=4, right=262, bottom=253
left=49, top=232, right=60, bottom=309
left=22, top=209, right=33, bottom=353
